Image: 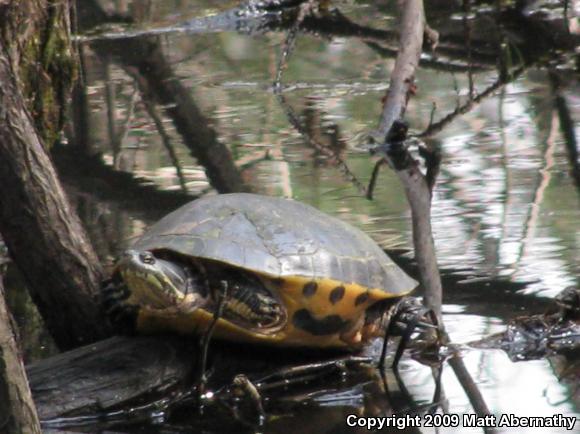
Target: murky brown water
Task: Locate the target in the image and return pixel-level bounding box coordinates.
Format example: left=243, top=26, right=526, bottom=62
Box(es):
left=6, top=0, right=580, bottom=432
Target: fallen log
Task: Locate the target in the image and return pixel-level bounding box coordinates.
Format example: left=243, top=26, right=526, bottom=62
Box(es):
left=27, top=336, right=194, bottom=421
left=26, top=333, right=354, bottom=422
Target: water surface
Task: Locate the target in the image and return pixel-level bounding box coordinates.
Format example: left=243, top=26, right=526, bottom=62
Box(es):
left=10, top=0, right=580, bottom=431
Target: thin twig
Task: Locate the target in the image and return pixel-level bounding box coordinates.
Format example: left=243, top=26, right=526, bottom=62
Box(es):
left=276, top=92, right=368, bottom=196
left=112, top=85, right=139, bottom=169
left=142, top=99, right=188, bottom=194
left=273, top=0, right=367, bottom=196
left=274, top=0, right=317, bottom=89
left=428, top=102, right=436, bottom=129
left=417, top=65, right=527, bottom=138
left=103, top=57, right=118, bottom=164
left=366, top=159, right=385, bottom=200
left=462, top=0, right=475, bottom=99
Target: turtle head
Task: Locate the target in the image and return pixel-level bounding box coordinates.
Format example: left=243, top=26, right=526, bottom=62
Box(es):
left=115, top=250, right=191, bottom=306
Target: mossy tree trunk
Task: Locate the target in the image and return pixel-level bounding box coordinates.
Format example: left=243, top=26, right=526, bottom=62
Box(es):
left=0, top=0, right=109, bottom=349
left=0, top=279, right=42, bottom=434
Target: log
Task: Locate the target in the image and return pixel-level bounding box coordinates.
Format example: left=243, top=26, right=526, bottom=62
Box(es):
left=0, top=279, right=42, bottom=434
left=26, top=334, right=351, bottom=421
left=27, top=336, right=194, bottom=420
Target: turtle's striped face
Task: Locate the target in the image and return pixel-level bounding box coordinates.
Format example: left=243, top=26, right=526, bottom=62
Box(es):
left=115, top=250, right=190, bottom=308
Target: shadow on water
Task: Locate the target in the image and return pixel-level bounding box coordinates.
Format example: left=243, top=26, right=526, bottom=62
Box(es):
left=5, top=0, right=579, bottom=431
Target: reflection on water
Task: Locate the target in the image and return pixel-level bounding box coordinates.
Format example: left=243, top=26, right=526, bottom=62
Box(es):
left=11, top=0, right=580, bottom=431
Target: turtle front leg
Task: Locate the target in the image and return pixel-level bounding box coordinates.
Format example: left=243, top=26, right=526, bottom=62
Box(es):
left=197, top=280, right=229, bottom=399
left=101, top=277, right=140, bottom=334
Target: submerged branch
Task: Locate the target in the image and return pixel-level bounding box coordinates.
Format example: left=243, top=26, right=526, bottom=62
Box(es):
left=551, top=72, right=580, bottom=193
left=276, top=92, right=368, bottom=196
left=365, top=41, right=490, bottom=74
left=52, top=146, right=193, bottom=222
left=141, top=97, right=189, bottom=194
left=79, top=2, right=498, bottom=74
left=78, top=0, right=249, bottom=195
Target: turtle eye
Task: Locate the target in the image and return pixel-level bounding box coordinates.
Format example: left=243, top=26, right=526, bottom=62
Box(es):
left=139, top=252, right=156, bottom=265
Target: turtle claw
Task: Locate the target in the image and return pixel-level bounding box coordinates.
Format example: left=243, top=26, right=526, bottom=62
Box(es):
left=101, top=278, right=130, bottom=304
left=378, top=297, right=439, bottom=370
left=101, top=279, right=139, bottom=334
left=107, top=303, right=140, bottom=334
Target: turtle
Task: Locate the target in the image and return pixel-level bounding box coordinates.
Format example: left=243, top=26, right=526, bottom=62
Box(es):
left=102, top=193, right=418, bottom=350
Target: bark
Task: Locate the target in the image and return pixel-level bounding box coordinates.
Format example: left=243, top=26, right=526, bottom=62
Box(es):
left=376, top=0, right=426, bottom=138
left=0, top=0, right=109, bottom=349
left=0, top=279, right=42, bottom=434
left=27, top=336, right=193, bottom=420
left=26, top=334, right=363, bottom=422
left=0, top=0, right=76, bottom=146
left=375, top=0, right=443, bottom=321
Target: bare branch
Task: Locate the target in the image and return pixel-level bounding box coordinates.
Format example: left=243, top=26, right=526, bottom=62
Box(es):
left=276, top=93, right=368, bottom=196
left=372, top=0, right=443, bottom=321
left=417, top=65, right=526, bottom=138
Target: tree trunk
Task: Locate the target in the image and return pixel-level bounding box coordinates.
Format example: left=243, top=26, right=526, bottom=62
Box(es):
left=0, top=0, right=109, bottom=349
left=0, top=279, right=42, bottom=434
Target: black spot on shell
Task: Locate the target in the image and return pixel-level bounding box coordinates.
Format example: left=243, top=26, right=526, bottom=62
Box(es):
left=302, top=281, right=318, bottom=297
left=329, top=286, right=346, bottom=304
left=292, top=309, right=349, bottom=336
left=354, top=292, right=369, bottom=307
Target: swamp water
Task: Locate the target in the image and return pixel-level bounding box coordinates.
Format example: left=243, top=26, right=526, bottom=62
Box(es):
left=6, top=0, right=580, bottom=432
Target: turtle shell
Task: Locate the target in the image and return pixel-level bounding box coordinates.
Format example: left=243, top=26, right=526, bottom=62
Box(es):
left=133, top=193, right=416, bottom=295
